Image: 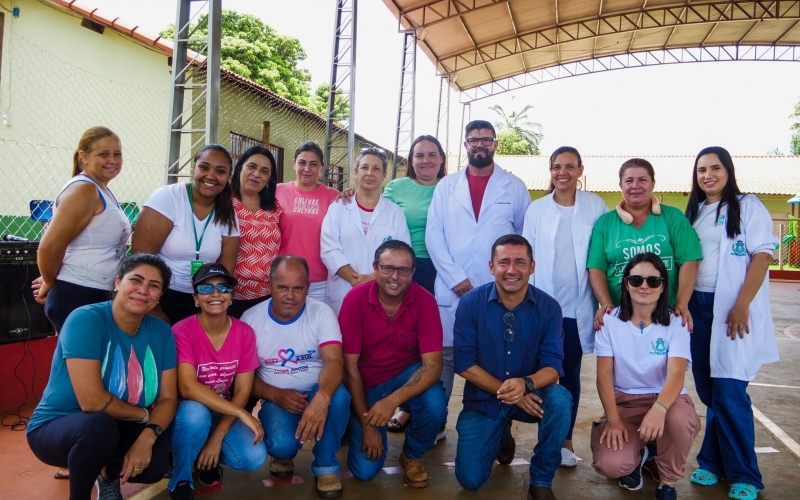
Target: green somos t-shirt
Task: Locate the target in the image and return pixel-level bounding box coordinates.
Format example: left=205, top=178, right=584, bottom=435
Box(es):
left=383, top=177, right=437, bottom=258
left=27, top=301, right=176, bottom=433
left=586, top=205, right=702, bottom=307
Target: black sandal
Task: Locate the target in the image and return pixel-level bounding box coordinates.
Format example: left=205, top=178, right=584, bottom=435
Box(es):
left=387, top=412, right=411, bottom=433
left=53, top=471, right=69, bottom=480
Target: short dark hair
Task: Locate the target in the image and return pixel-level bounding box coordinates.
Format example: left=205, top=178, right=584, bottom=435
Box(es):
left=374, top=240, right=416, bottom=269
left=270, top=255, right=310, bottom=285
left=231, top=145, right=278, bottom=211
left=616, top=252, right=671, bottom=326
left=117, top=254, right=172, bottom=289
left=408, top=135, right=447, bottom=179
left=356, top=147, right=388, bottom=173
left=490, top=234, right=533, bottom=261
left=465, top=120, right=496, bottom=138
left=619, top=158, right=655, bottom=182
left=294, top=141, right=324, bottom=163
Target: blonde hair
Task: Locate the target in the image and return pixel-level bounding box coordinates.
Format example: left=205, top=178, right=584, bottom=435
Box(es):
left=72, top=126, right=119, bottom=177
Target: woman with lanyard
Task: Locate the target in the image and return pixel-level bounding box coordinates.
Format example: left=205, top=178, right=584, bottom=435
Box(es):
left=275, top=141, right=339, bottom=302
left=522, top=146, right=607, bottom=467
left=591, top=252, right=699, bottom=500
left=320, top=147, right=410, bottom=315
left=169, top=263, right=265, bottom=499
left=587, top=158, right=702, bottom=331
left=229, top=145, right=281, bottom=319
left=27, top=254, right=177, bottom=500
left=684, top=147, right=778, bottom=500
left=133, top=144, right=239, bottom=325
left=33, top=127, right=132, bottom=482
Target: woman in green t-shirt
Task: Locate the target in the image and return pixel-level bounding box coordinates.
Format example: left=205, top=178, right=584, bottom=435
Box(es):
left=587, top=158, right=702, bottom=334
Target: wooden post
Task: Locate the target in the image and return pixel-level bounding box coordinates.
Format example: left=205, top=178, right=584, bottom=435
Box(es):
left=262, top=121, right=271, bottom=146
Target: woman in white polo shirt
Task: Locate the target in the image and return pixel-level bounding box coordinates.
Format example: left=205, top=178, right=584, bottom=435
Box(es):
left=591, top=252, right=699, bottom=500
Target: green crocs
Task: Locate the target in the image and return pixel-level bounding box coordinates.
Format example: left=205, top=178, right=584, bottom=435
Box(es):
left=728, top=483, right=760, bottom=500
left=690, top=469, right=721, bottom=486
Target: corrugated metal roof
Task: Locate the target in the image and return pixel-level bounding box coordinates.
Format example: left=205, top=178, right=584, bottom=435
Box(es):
left=447, top=154, right=800, bottom=194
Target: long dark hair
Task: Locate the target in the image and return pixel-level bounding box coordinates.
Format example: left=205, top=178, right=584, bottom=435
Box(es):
left=616, top=252, right=671, bottom=326
left=685, top=146, right=742, bottom=239
left=547, top=146, right=582, bottom=194
left=193, top=144, right=237, bottom=234
left=231, top=146, right=278, bottom=211
left=408, top=135, right=447, bottom=179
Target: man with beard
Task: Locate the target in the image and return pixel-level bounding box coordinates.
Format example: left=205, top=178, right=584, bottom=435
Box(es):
left=339, top=240, right=446, bottom=488
left=425, top=120, right=531, bottom=440
left=453, top=235, right=571, bottom=500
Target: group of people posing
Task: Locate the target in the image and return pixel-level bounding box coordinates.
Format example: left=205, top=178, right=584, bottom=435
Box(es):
left=26, top=120, right=778, bottom=500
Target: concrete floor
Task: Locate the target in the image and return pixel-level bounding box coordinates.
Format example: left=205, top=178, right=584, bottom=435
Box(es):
left=3, top=283, right=798, bottom=500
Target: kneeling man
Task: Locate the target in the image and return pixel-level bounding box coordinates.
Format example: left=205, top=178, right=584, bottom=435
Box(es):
left=242, top=256, right=350, bottom=499
left=339, top=240, right=446, bottom=488
left=454, top=235, right=572, bottom=500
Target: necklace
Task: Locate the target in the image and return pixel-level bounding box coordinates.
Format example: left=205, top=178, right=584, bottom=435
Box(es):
left=132, top=321, right=142, bottom=336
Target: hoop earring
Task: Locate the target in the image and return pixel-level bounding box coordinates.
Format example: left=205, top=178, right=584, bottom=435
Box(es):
left=577, top=179, right=583, bottom=191
left=194, top=302, right=199, bottom=308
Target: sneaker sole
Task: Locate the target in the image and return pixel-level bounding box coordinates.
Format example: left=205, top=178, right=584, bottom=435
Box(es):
left=618, top=446, right=649, bottom=491
left=404, top=477, right=428, bottom=488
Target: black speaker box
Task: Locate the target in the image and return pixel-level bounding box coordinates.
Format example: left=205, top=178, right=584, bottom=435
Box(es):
left=0, top=242, right=54, bottom=344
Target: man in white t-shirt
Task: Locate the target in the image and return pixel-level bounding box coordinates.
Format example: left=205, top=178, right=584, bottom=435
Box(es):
left=242, top=256, right=350, bottom=499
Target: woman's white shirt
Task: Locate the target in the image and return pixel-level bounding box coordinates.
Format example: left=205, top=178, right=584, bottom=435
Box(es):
left=143, top=184, right=239, bottom=293
left=693, top=201, right=723, bottom=292
left=594, top=309, right=691, bottom=395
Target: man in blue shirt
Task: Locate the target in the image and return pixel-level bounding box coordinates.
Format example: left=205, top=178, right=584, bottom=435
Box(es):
left=454, top=234, right=572, bottom=500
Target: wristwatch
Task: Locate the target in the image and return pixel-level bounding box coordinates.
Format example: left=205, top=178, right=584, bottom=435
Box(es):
left=145, top=423, right=163, bottom=438
left=523, top=376, right=535, bottom=395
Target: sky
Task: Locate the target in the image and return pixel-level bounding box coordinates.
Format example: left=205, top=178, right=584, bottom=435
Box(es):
left=91, top=0, right=800, bottom=158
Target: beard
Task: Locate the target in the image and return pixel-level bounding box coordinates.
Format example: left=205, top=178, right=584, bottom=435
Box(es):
left=467, top=148, right=495, bottom=168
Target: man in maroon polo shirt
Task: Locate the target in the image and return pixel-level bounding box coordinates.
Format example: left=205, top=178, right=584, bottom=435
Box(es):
left=339, top=240, right=446, bottom=489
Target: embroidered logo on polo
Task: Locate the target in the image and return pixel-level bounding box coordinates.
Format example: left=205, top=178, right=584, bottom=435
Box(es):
left=650, top=338, right=668, bottom=356
left=259, top=348, right=317, bottom=374
left=731, top=240, right=747, bottom=257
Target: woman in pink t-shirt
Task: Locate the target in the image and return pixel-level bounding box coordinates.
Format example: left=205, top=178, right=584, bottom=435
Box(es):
left=275, top=142, right=339, bottom=302
left=230, top=146, right=282, bottom=319
left=168, top=263, right=266, bottom=498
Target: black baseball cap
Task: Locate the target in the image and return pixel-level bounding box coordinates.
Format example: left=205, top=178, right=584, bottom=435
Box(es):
left=192, top=263, right=238, bottom=287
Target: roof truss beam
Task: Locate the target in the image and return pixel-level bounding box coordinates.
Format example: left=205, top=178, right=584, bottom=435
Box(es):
left=399, top=0, right=509, bottom=30
left=459, top=44, right=800, bottom=101
left=439, top=0, right=800, bottom=73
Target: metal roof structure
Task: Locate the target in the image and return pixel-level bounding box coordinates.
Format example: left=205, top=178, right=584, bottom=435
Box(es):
left=382, top=0, right=800, bottom=101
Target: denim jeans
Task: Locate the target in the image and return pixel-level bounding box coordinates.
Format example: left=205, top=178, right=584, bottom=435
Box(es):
left=454, top=383, right=572, bottom=490
left=169, top=400, right=267, bottom=490
left=258, top=384, right=351, bottom=476
left=689, top=291, right=764, bottom=489
left=346, top=362, right=447, bottom=481
left=411, top=257, right=437, bottom=296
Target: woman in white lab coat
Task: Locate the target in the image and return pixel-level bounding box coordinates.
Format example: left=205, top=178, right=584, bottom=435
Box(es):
left=684, top=146, right=778, bottom=500
left=522, top=146, right=608, bottom=467
left=320, top=148, right=410, bottom=315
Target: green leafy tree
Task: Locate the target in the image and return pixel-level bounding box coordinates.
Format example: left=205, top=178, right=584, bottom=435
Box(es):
left=489, top=100, right=543, bottom=155
left=309, top=83, right=350, bottom=121
left=162, top=10, right=320, bottom=108
left=791, top=100, right=800, bottom=156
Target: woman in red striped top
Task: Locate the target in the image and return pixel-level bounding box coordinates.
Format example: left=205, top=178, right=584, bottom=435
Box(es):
left=229, top=146, right=282, bottom=319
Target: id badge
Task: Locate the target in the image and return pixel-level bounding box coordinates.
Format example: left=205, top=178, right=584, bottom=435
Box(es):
left=190, top=260, right=204, bottom=276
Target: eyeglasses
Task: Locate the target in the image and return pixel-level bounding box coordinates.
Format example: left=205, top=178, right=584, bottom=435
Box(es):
left=503, top=312, right=514, bottom=342
left=465, top=137, right=495, bottom=147
left=625, top=275, right=665, bottom=288
left=195, top=283, right=234, bottom=295
left=376, top=264, right=413, bottom=277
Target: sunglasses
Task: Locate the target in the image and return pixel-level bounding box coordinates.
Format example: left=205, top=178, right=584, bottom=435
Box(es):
left=195, top=283, right=234, bottom=295
left=376, top=264, right=413, bottom=277
left=503, top=312, right=514, bottom=342
left=625, top=275, right=665, bottom=288
left=465, top=137, right=495, bottom=147
left=360, top=147, right=386, bottom=158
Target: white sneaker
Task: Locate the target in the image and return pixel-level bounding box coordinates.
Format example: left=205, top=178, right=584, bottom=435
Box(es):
left=434, top=428, right=446, bottom=445
left=560, top=447, right=578, bottom=467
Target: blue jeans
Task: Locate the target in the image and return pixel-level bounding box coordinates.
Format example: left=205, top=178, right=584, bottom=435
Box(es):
left=455, top=383, right=572, bottom=490
left=169, top=400, right=267, bottom=490
left=258, top=384, right=351, bottom=476
left=689, top=291, right=764, bottom=489
left=347, top=362, right=447, bottom=480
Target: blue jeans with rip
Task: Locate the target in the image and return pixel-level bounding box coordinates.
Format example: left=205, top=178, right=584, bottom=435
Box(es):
left=258, top=384, right=351, bottom=476
left=689, top=291, right=764, bottom=489
left=455, top=383, right=572, bottom=490
left=169, top=400, right=267, bottom=490
left=346, top=362, right=447, bottom=481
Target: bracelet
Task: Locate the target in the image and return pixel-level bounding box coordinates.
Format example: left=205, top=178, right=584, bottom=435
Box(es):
left=315, top=392, right=331, bottom=405
left=654, top=400, right=669, bottom=412
left=99, top=394, right=114, bottom=412
left=138, top=406, right=150, bottom=424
